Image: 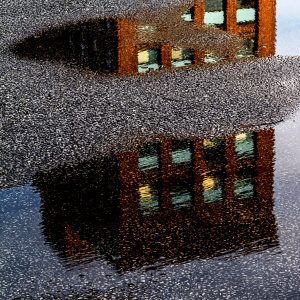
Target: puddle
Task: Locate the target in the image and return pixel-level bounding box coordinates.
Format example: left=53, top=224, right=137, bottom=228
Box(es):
left=10, top=0, right=273, bottom=76
left=2, top=0, right=300, bottom=299
left=34, top=128, right=278, bottom=272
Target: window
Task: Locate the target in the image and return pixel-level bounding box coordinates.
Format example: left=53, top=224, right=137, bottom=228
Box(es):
left=138, top=142, right=160, bottom=171
left=234, top=169, right=255, bottom=200
left=139, top=184, right=160, bottom=215
left=138, top=25, right=156, bottom=33
left=172, top=47, right=194, bottom=68
left=237, top=0, right=256, bottom=24
left=138, top=49, right=161, bottom=73
left=203, top=175, right=224, bottom=204
left=205, top=0, right=225, bottom=26
left=235, top=132, right=255, bottom=160
left=204, top=52, right=223, bottom=64
left=236, top=39, right=255, bottom=58
left=203, top=138, right=226, bottom=164
left=171, top=181, right=193, bottom=209
left=181, top=7, right=195, bottom=22
left=172, top=140, right=192, bottom=165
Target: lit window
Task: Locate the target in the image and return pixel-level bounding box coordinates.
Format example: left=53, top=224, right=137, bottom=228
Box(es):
left=203, top=175, right=224, bottom=204
left=138, top=49, right=161, bottom=73
left=235, top=132, right=255, bottom=160
left=139, top=184, right=160, bottom=215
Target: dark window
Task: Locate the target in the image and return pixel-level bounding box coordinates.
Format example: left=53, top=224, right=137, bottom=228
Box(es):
left=171, top=181, right=193, bottom=209
left=234, top=168, right=256, bottom=200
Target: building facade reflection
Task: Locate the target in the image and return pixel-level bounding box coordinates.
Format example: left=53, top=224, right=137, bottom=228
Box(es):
left=35, top=128, right=278, bottom=272
left=12, top=0, right=276, bottom=75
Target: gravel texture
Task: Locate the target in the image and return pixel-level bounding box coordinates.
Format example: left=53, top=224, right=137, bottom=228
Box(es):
left=1, top=0, right=300, bottom=186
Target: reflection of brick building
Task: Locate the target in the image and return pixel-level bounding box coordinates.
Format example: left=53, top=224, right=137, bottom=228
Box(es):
left=193, top=0, right=276, bottom=56
left=35, top=128, right=278, bottom=272
left=117, top=0, right=276, bottom=74
left=12, top=0, right=276, bottom=75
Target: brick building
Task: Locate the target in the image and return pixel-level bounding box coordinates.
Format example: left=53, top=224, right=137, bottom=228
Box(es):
left=13, top=0, right=276, bottom=75
left=36, top=128, right=278, bottom=271
left=120, top=0, right=276, bottom=74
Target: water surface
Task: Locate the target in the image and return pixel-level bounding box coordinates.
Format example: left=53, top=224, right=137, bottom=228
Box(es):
left=1, top=0, right=300, bottom=299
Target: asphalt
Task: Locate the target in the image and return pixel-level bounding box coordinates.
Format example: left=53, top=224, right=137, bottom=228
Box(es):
left=2, top=0, right=300, bottom=188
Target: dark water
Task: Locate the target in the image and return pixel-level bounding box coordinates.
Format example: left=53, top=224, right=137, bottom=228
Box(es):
left=2, top=0, right=300, bottom=299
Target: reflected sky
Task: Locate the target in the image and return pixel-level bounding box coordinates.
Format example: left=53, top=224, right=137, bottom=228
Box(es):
left=277, top=0, right=300, bottom=55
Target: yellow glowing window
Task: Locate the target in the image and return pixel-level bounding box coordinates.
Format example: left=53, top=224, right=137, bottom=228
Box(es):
left=139, top=185, right=152, bottom=199
left=235, top=132, right=255, bottom=159
left=172, top=48, right=183, bottom=60
left=138, top=49, right=160, bottom=73
left=203, top=139, right=216, bottom=149
left=138, top=50, right=150, bottom=64
left=235, top=133, right=248, bottom=142
left=203, top=176, right=223, bottom=203
left=203, top=176, right=216, bottom=190
left=139, top=184, right=159, bottom=214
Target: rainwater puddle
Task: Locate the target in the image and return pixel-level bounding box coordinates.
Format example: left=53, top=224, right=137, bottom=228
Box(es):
left=1, top=0, right=300, bottom=299
left=10, top=0, right=265, bottom=76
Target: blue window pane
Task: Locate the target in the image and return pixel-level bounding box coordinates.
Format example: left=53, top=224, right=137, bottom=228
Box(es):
left=171, top=188, right=192, bottom=209
left=234, top=169, right=255, bottom=200
left=139, top=142, right=160, bottom=171
left=205, top=0, right=224, bottom=26
left=237, top=8, right=256, bottom=23
left=205, top=11, right=225, bottom=26
left=235, top=132, right=255, bottom=160
left=172, top=140, right=192, bottom=165
left=234, top=177, right=255, bottom=200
